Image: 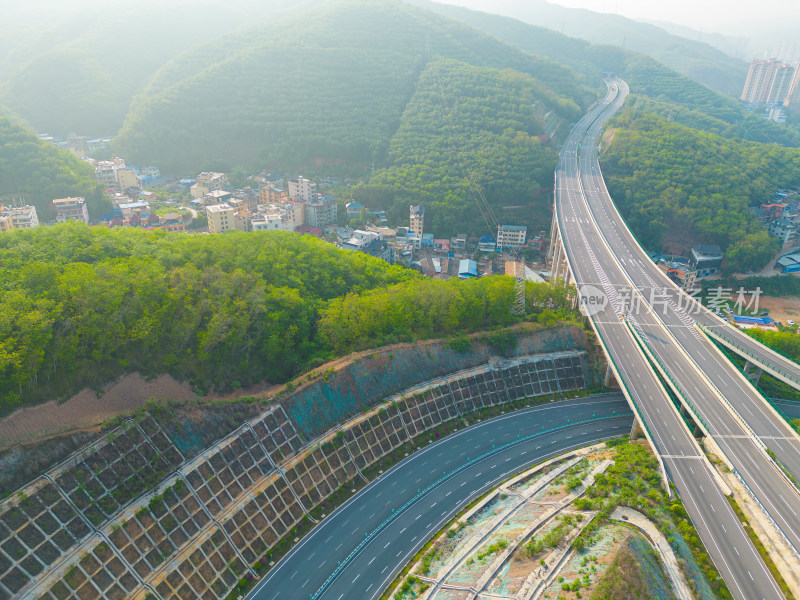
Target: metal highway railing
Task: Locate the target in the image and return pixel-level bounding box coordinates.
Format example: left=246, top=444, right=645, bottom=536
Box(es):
left=699, top=323, right=800, bottom=385
left=625, top=319, right=712, bottom=436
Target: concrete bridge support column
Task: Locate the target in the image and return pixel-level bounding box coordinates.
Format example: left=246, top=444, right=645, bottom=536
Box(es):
left=548, top=205, right=561, bottom=264
left=743, top=361, right=762, bottom=385
left=603, top=364, right=618, bottom=389
left=552, top=239, right=563, bottom=279
left=630, top=418, right=643, bottom=440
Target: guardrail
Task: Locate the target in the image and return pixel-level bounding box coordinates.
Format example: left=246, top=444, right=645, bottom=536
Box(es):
left=308, top=411, right=633, bottom=599
left=699, top=323, right=800, bottom=385
left=698, top=324, right=800, bottom=447
left=625, top=319, right=713, bottom=436
left=732, top=468, right=800, bottom=563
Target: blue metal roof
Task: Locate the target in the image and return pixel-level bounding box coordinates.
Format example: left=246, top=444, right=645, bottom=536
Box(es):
left=732, top=315, right=774, bottom=324
left=458, top=259, right=478, bottom=278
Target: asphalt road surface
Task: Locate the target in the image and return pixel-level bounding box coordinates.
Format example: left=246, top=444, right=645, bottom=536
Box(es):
left=555, top=79, right=785, bottom=600
left=247, top=395, right=632, bottom=600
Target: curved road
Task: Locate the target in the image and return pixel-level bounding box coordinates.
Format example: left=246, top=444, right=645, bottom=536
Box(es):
left=246, top=395, right=632, bottom=600
left=557, top=79, right=785, bottom=600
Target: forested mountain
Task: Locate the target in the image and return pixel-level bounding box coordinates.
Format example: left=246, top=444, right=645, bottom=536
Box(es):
left=418, top=1, right=800, bottom=147
left=0, top=224, right=575, bottom=414
left=0, top=118, right=108, bottom=220
left=0, top=0, right=322, bottom=136
left=601, top=110, right=800, bottom=272
left=356, top=57, right=576, bottom=235
left=417, top=0, right=748, bottom=97
left=113, top=0, right=594, bottom=175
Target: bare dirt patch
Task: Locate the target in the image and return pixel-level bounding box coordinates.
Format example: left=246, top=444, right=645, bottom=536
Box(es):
left=757, top=295, right=800, bottom=325
left=0, top=373, right=195, bottom=448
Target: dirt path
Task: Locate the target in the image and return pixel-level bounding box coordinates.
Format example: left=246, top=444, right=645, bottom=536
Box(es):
left=0, top=373, right=196, bottom=449
left=0, top=322, right=548, bottom=450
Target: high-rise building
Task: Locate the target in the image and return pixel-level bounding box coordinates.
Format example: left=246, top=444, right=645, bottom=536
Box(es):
left=786, top=65, right=800, bottom=109
left=768, top=64, right=796, bottom=104
left=409, top=204, right=424, bottom=249
left=741, top=58, right=797, bottom=105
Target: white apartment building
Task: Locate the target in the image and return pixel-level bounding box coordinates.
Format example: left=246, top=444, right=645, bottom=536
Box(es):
left=191, top=172, right=228, bottom=199
left=206, top=203, right=235, bottom=233
left=287, top=176, right=317, bottom=203
left=496, top=225, right=527, bottom=249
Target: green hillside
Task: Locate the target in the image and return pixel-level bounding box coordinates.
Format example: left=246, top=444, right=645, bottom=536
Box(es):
left=0, top=0, right=321, bottom=136
left=0, top=224, right=575, bottom=414
left=358, top=57, right=576, bottom=235
left=0, top=118, right=108, bottom=220
left=113, top=0, right=594, bottom=174
left=601, top=110, right=800, bottom=272
left=420, top=2, right=800, bottom=147
left=416, top=0, right=748, bottom=97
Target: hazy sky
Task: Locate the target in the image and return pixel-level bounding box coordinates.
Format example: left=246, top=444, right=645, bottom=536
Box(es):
left=524, top=0, right=800, bottom=31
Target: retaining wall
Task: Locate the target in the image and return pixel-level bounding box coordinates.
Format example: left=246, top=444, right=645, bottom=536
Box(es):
left=0, top=328, right=593, bottom=600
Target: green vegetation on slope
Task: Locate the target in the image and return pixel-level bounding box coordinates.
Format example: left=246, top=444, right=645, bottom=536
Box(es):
left=576, top=440, right=730, bottom=598
left=0, top=0, right=321, bottom=135
left=355, top=57, right=577, bottom=236
left=742, top=329, right=800, bottom=363
left=113, top=0, right=592, bottom=174
left=419, top=2, right=800, bottom=148
left=601, top=110, right=800, bottom=272
left=415, top=0, right=748, bottom=97
left=589, top=538, right=656, bottom=600
left=0, top=224, right=578, bottom=415
left=319, top=275, right=574, bottom=352
left=0, top=118, right=108, bottom=220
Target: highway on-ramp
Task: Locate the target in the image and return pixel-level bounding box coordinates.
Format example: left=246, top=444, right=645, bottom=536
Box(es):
left=246, top=395, right=632, bottom=600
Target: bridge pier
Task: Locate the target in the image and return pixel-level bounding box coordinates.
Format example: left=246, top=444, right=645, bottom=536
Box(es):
left=548, top=210, right=560, bottom=264
left=603, top=364, right=618, bottom=389
left=743, top=361, right=762, bottom=385
left=630, top=418, right=643, bottom=440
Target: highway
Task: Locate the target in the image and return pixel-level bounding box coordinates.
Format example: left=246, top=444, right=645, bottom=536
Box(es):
left=246, top=396, right=632, bottom=600
left=555, top=80, right=785, bottom=600
left=573, top=79, right=800, bottom=563
left=577, top=79, right=800, bottom=481
left=702, top=302, right=800, bottom=393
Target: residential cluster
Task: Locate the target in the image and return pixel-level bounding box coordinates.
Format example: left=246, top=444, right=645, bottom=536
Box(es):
left=740, top=58, right=800, bottom=122
left=331, top=203, right=547, bottom=280
left=751, top=187, right=800, bottom=252
left=650, top=187, right=800, bottom=287
left=3, top=150, right=550, bottom=282
left=189, top=174, right=339, bottom=235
